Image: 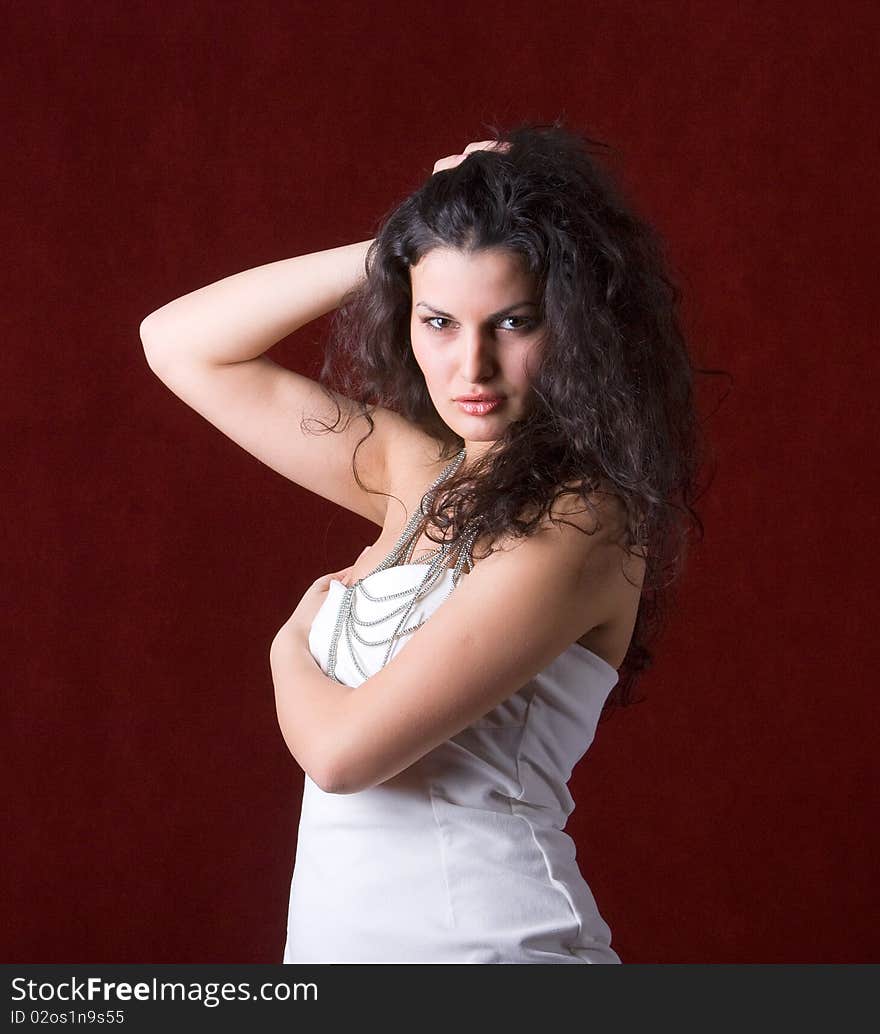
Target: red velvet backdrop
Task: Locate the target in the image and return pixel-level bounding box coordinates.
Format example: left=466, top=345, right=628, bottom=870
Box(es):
left=4, top=1, right=877, bottom=963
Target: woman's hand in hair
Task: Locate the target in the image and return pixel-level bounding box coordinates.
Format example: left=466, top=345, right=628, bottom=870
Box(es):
left=431, top=139, right=510, bottom=175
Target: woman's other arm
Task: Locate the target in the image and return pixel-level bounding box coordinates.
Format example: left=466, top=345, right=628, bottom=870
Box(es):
left=272, top=496, right=633, bottom=794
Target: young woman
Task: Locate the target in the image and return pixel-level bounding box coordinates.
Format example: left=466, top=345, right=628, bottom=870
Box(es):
left=140, top=122, right=703, bottom=964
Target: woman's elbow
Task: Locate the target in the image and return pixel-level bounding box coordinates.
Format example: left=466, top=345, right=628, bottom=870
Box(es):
left=139, top=312, right=163, bottom=351
left=317, top=754, right=360, bottom=795
left=277, top=726, right=340, bottom=794
left=139, top=313, right=170, bottom=370
left=322, top=742, right=408, bottom=795
left=319, top=739, right=381, bottom=794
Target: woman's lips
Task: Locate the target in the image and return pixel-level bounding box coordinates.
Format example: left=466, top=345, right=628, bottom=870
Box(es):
left=455, top=398, right=505, bottom=416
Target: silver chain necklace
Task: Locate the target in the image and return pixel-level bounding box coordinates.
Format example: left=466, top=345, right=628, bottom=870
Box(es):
left=325, top=447, right=483, bottom=683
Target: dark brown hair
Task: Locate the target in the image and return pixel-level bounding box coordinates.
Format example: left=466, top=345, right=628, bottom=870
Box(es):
left=307, top=117, right=718, bottom=717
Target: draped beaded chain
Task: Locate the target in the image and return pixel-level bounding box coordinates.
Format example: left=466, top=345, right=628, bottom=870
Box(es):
left=325, top=447, right=483, bottom=683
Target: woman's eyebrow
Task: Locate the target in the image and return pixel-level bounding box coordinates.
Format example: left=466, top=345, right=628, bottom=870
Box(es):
left=415, top=300, right=538, bottom=321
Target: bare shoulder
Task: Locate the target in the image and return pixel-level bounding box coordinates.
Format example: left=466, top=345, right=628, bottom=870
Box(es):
left=545, top=475, right=625, bottom=531
left=548, top=481, right=647, bottom=662
left=483, top=477, right=646, bottom=663
left=550, top=478, right=646, bottom=585
left=491, top=476, right=632, bottom=563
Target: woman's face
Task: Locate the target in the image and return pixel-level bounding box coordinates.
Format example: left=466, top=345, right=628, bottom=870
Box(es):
left=408, top=246, right=545, bottom=462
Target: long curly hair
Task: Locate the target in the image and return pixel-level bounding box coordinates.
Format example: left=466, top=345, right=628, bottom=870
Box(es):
left=306, top=117, right=718, bottom=717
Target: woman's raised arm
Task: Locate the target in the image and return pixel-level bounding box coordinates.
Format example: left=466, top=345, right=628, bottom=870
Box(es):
left=139, top=239, right=374, bottom=366
left=139, top=240, right=418, bottom=527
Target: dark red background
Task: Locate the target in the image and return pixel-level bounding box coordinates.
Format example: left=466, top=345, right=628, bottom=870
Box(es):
left=4, top=1, right=877, bottom=963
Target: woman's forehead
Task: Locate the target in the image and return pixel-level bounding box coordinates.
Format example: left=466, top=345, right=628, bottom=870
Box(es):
left=410, top=246, right=536, bottom=294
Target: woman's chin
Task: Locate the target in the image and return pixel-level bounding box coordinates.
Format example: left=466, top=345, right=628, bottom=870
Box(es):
left=447, top=410, right=513, bottom=440
left=454, top=429, right=502, bottom=449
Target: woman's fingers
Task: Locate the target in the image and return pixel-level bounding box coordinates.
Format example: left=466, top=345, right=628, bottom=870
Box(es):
left=321, top=545, right=371, bottom=588
left=432, top=140, right=510, bottom=175
left=432, top=153, right=464, bottom=174
left=462, top=139, right=510, bottom=154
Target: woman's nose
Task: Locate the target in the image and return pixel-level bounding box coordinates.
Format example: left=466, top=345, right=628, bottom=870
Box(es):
left=458, top=329, right=498, bottom=381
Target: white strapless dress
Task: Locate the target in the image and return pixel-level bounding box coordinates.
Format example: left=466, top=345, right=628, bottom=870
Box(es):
left=282, top=563, right=622, bottom=964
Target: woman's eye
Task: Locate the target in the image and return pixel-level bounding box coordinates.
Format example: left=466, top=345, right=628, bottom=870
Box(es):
left=422, top=317, right=452, bottom=332
left=499, top=316, right=534, bottom=331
